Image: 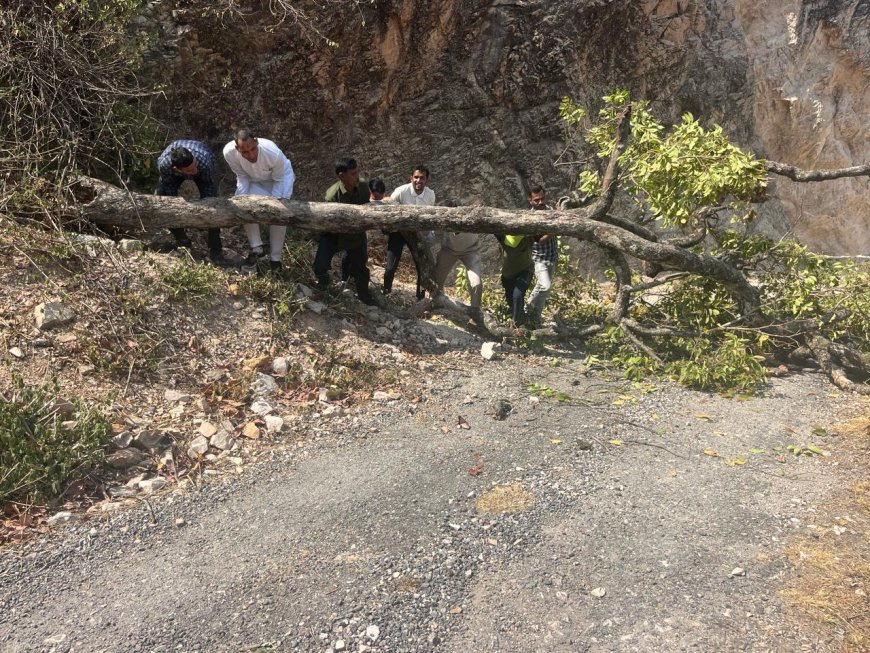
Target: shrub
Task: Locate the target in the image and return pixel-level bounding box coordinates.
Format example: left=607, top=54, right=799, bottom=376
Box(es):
left=159, top=257, right=222, bottom=304
left=0, top=1, right=158, bottom=223
left=0, top=375, right=111, bottom=505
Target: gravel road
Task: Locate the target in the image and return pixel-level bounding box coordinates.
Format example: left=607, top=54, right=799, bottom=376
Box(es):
left=0, top=355, right=850, bottom=653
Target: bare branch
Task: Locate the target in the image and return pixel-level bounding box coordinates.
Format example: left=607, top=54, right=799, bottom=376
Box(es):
left=620, top=320, right=664, bottom=365
left=605, top=248, right=632, bottom=322
left=620, top=318, right=701, bottom=339
left=625, top=272, right=691, bottom=294
left=599, top=106, right=632, bottom=202
left=766, top=161, right=870, bottom=182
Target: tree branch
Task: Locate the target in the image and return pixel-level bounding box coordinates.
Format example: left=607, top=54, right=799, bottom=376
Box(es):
left=766, top=161, right=870, bottom=182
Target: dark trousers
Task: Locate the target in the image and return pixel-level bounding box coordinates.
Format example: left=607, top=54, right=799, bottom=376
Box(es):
left=314, top=233, right=371, bottom=299
left=170, top=227, right=222, bottom=253
left=157, top=180, right=222, bottom=254
left=383, top=232, right=423, bottom=299
left=501, top=268, right=534, bottom=325
left=341, top=252, right=351, bottom=281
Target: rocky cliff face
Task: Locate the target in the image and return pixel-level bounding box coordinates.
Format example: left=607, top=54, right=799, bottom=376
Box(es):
left=142, top=0, right=868, bottom=254
left=735, top=0, right=869, bottom=253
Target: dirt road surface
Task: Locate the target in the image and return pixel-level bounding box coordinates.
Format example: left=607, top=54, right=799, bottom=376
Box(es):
left=0, top=356, right=851, bottom=652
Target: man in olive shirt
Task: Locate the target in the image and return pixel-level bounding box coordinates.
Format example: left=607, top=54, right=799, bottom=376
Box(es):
left=314, top=158, right=376, bottom=305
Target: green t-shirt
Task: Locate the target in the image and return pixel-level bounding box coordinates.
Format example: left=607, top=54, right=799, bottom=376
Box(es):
left=498, top=235, right=534, bottom=278
left=324, top=180, right=370, bottom=248
left=324, top=180, right=370, bottom=205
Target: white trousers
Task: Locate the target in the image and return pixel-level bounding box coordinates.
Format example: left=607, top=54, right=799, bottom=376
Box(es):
left=527, top=259, right=556, bottom=320
left=242, top=181, right=288, bottom=261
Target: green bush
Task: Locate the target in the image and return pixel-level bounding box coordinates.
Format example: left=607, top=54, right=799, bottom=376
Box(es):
left=0, top=376, right=111, bottom=505
left=663, top=334, right=766, bottom=394
left=159, top=258, right=222, bottom=304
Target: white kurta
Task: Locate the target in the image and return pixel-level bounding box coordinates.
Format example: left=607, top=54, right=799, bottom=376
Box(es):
left=389, top=183, right=435, bottom=206
left=222, top=138, right=295, bottom=260
left=222, top=138, right=295, bottom=199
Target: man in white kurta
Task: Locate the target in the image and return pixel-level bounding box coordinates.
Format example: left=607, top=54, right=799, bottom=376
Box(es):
left=222, top=129, right=295, bottom=272
left=383, top=166, right=435, bottom=298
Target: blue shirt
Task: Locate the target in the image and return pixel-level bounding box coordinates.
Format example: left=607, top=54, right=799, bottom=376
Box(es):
left=156, top=139, right=218, bottom=199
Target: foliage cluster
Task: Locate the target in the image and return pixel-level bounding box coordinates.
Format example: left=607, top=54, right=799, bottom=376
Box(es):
left=551, top=91, right=870, bottom=394
left=0, top=375, right=111, bottom=505
left=717, top=234, right=870, bottom=348
left=549, top=236, right=869, bottom=394
left=562, top=91, right=767, bottom=228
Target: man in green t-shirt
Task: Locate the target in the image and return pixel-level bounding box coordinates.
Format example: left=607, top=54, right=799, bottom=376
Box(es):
left=314, top=158, right=376, bottom=305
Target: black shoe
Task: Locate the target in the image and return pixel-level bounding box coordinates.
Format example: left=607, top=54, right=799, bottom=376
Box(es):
left=359, top=293, right=378, bottom=306
left=268, top=260, right=283, bottom=273
left=242, top=251, right=265, bottom=266
left=208, top=251, right=235, bottom=268
left=241, top=250, right=265, bottom=275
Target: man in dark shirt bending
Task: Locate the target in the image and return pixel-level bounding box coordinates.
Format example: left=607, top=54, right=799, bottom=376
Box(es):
left=314, top=158, right=376, bottom=305
left=155, top=139, right=230, bottom=266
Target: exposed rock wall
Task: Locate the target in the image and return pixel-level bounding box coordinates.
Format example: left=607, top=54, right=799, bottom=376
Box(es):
left=735, top=0, right=869, bottom=253
left=141, top=0, right=868, bottom=254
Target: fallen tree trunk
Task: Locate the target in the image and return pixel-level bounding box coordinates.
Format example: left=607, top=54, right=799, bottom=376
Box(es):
left=72, top=176, right=763, bottom=319
left=73, top=177, right=614, bottom=235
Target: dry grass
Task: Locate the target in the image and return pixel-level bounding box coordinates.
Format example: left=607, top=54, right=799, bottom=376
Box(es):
left=475, top=484, right=535, bottom=515
left=838, top=414, right=870, bottom=441
left=780, top=410, right=870, bottom=652
left=395, top=576, right=422, bottom=593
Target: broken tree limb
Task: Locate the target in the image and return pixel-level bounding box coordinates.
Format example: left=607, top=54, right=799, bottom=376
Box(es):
left=73, top=175, right=613, bottom=233
left=766, top=161, right=870, bottom=182
left=73, top=180, right=762, bottom=319
left=807, top=334, right=870, bottom=395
